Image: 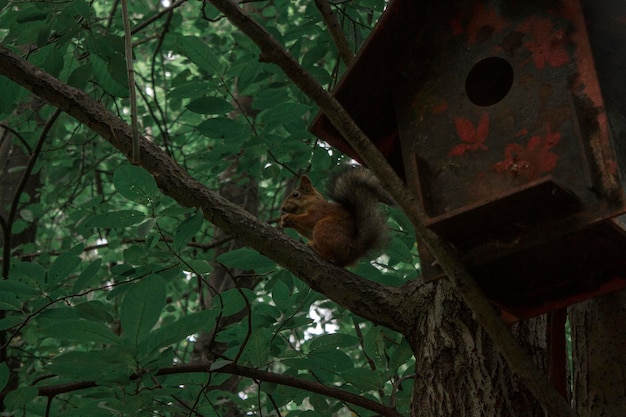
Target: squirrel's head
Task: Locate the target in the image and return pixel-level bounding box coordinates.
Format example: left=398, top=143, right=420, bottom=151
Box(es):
left=281, top=175, right=324, bottom=214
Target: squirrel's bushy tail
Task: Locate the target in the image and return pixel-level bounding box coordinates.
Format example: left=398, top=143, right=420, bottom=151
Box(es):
left=327, top=167, right=393, bottom=257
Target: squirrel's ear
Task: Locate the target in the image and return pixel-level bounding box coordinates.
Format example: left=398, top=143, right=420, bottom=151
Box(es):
left=299, top=175, right=314, bottom=191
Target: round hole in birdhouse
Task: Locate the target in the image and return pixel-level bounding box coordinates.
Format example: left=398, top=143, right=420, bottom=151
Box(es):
left=465, top=57, right=514, bottom=106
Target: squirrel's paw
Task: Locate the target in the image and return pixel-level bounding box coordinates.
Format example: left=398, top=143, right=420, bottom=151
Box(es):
left=279, top=213, right=290, bottom=228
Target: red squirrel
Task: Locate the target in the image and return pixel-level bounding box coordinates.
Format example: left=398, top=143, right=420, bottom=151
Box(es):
left=279, top=168, right=392, bottom=266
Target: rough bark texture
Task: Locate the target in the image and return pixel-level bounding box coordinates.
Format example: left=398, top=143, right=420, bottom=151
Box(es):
left=570, top=289, right=626, bottom=416
left=410, top=280, right=546, bottom=417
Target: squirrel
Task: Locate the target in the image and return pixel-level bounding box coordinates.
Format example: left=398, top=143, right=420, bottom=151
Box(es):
left=279, top=167, right=393, bottom=266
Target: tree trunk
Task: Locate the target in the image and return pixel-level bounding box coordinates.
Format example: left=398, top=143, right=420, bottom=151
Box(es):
left=570, top=289, right=626, bottom=416
left=409, top=279, right=546, bottom=417
left=0, top=114, right=42, bottom=406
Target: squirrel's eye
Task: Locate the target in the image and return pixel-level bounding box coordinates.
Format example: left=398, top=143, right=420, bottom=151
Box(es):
left=292, top=191, right=300, bottom=197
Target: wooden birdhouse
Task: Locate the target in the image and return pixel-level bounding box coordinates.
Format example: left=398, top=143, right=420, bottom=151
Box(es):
left=311, top=0, right=626, bottom=319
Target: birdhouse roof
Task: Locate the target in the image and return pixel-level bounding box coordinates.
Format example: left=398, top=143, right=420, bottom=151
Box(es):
left=309, top=0, right=416, bottom=169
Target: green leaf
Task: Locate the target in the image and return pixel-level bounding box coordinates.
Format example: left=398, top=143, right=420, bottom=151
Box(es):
left=82, top=210, right=146, bottom=228
left=0, top=315, right=24, bottom=331
left=389, top=338, right=414, bottom=370
left=0, top=292, right=22, bottom=311
left=216, top=248, right=275, bottom=271
left=9, top=261, right=45, bottom=285
left=173, top=211, right=203, bottom=252
left=0, top=279, right=40, bottom=297
left=113, top=165, right=158, bottom=205
left=302, top=43, right=330, bottom=68
left=179, top=35, right=221, bottom=72
left=67, top=62, right=93, bottom=89
left=259, top=102, right=310, bottom=129
left=282, top=348, right=353, bottom=374
left=0, top=77, right=23, bottom=116
left=168, top=81, right=213, bottom=99
left=363, top=326, right=387, bottom=369
left=138, top=309, right=219, bottom=360
left=245, top=327, right=272, bottom=367
left=387, top=237, right=414, bottom=264
left=251, top=88, right=290, bottom=110
left=91, top=54, right=128, bottom=97
left=186, top=97, right=233, bottom=115
left=72, top=258, right=103, bottom=293
left=183, top=259, right=213, bottom=274
left=75, top=300, right=114, bottom=323
left=310, top=348, right=354, bottom=373
left=40, top=319, right=120, bottom=344
left=123, top=245, right=147, bottom=265
left=47, top=348, right=135, bottom=382
left=271, top=280, right=292, bottom=313
left=212, top=288, right=254, bottom=317
left=137, top=218, right=157, bottom=237
left=43, top=45, right=64, bottom=76
left=341, top=368, right=385, bottom=391
left=279, top=315, right=314, bottom=331
left=3, top=386, right=38, bottom=410
left=48, top=244, right=83, bottom=285
left=308, top=334, right=359, bottom=352
left=196, top=117, right=249, bottom=141
left=120, top=275, right=166, bottom=345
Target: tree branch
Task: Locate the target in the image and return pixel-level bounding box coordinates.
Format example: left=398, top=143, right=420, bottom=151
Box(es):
left=32, top=362, right=402, bottom=417
left=2, top=109, right=61, bottom=278
left=0, top=43, right=418, bottom=334
left=201, top=2, right=576, bottom=417
left=131, top=0, right=188, bottom=35
left=313, top=0, right=354, bottom=66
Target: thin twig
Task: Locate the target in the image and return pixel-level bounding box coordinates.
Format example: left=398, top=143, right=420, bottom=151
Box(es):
left=121, top=0, right=140, bottom=163
left=314, top=0, right=354, bottom=66
left=131, top=0, right=188, bottom=35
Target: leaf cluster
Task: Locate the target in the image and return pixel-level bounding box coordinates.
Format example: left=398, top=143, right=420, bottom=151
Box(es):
left=0, top=0, right=417, bottom=416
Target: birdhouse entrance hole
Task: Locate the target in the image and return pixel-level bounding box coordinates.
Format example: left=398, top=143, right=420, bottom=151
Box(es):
left=465, top=57, right=514, bottom=106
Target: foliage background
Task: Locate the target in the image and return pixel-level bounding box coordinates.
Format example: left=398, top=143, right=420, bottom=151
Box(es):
left=0, top=1, right=422, bottom=416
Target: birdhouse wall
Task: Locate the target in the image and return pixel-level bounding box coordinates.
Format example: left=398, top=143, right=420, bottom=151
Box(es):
left=394, top=0, right=625, bottom=236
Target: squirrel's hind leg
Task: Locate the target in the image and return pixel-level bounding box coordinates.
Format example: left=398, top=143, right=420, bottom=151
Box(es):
left=311, top=218, right=355, bottom=267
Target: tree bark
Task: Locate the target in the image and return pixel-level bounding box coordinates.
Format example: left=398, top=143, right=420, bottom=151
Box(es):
left=570, top=289, right=626, bottom=416
left=410, top=280, right=546, bottom=417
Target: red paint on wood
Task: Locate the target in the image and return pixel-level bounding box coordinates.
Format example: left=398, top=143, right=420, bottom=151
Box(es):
left=496, top=124, right=561, bottom=178
left=449, top=113, right=490, bottom=156
left=518, top=17, right=570, bottom=68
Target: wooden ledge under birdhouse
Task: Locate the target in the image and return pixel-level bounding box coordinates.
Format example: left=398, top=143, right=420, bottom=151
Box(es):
left=424, top=176, right=580, bottom=246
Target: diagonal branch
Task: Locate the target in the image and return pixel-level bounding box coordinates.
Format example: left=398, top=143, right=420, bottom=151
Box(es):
left=0, top=43, right=418, bottom=334
left=314, top=0, right=354, bottom=66
left=202, top=2, right=577, bottom=417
